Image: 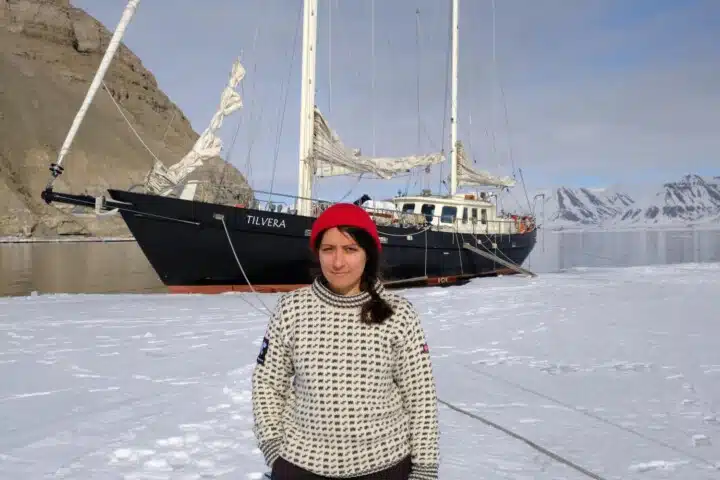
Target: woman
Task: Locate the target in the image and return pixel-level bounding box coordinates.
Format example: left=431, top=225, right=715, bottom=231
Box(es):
left=252, top=202, right=440, bottom=480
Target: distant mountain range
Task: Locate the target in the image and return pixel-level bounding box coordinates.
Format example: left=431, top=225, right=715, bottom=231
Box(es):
left=531, top=174, right=720, bottom=230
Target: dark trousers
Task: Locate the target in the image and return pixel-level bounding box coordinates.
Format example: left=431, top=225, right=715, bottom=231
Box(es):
left=271, top=456, right=411, bottom=480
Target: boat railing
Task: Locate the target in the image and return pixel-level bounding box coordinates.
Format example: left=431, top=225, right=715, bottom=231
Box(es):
left=425, top=215, right=533, bottom=235
left=236, top=188, right=534, bottom=235
left=242, top=189, right=330, bottom=215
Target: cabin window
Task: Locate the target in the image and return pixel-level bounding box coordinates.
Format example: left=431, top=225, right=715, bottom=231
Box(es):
left=462, top=207, right=468, bottom=223
left=420, top=204, right=435, bottom=223
left=440, top=206, right=457, bottom=224
left=401, top=203, right=415, bottom=213
left=470, top=208, right=478, bottom=223
left=481, top=208, right=487, bottom=225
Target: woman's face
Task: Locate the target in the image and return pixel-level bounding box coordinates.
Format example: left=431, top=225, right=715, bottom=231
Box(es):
left=318, top=227, right=367, bottom=295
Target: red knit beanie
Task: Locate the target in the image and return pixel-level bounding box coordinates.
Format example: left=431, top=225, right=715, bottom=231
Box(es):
left=310, top=203, right=382, bottom=252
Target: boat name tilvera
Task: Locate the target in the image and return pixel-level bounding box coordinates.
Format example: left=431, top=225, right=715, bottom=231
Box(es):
left=247, top=215, right=286, bottom=229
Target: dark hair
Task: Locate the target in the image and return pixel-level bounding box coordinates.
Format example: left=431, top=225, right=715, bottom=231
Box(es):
left=313, top=226, right=394, bottom=325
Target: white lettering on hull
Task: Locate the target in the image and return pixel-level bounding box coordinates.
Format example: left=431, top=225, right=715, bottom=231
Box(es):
left=246, top=214, right=286, bottom=229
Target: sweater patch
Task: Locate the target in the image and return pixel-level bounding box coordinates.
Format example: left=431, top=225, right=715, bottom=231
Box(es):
left=256, top=336, right=269, bottom=365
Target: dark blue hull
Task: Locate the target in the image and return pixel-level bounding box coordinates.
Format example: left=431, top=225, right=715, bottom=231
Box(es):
left=105, top=189, right=537, bottom=292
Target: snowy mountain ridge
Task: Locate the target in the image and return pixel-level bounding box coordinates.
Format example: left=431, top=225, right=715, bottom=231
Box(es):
left=532, top=174, right=720, bottom=230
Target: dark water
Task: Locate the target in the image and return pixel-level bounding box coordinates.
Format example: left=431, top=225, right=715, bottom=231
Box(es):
left=2, top=228, right=720, bottom=297
left=0, top=241, right=165, bottom=297
left=524, top=227, right=720, bottom=273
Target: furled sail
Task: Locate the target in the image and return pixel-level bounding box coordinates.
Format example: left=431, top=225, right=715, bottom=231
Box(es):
left=456, top=141, right=515, bottom=188
left=144, top=59, right=246, bottom=195
left=312, top=108, right=444, bottom=179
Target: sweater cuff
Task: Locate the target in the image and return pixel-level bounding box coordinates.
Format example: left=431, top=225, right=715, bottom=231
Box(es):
left=409, top=463, right=438, bottom=480
left=259, top=438, right=282, bottom=467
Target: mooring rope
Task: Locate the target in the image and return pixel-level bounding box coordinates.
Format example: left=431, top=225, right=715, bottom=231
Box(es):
left=436, top=398, right=609, bottom=480
left=217, top=215, right=272, bottom=316
left=456, top=362, right=718, bottom=470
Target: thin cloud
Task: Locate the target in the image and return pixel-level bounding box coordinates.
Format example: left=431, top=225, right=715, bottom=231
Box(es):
left=70, top=0, right=719, bottom=197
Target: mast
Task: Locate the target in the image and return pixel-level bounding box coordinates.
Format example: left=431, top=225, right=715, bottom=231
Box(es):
left=46, top=0, right=141, bottom=188
left=296, top=0, right=319, bottom=216
left=449, top=0, right=459, bottom=196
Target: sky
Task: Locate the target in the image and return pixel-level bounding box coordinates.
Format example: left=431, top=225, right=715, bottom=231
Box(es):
left=70, top=0, right=720, bottom=207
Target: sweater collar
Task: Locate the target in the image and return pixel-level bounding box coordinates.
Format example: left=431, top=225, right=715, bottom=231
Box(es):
left=311, top=277, right=385, bottom=308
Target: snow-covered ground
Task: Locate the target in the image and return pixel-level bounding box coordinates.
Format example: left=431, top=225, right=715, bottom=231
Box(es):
left=1, top=264, right=719, bottom=479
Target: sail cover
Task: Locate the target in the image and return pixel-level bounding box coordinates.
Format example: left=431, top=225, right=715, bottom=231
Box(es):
left=312, top=108, right=444, bottom=179
left=145, top=59, right=246, bottom=194
left=456, top=141, right=516, bottom=188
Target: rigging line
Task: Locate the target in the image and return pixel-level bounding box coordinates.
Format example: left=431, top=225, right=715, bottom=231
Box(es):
left=436, top=398, right=609, bottom=480
left=419, top=123, right=442, bottom=151
left=504, top=187, right=526, bottom=213
left=242, top=104, right=264, bottom=190
left=244, top=24, right=265, bottom=187
left=335, top=174, right=365, bottom=203
left=498, top=81, right=515, bottom=176
left=458, top=362, right=719, bottom=470
left=404, top=7, right=423, bottom=197
left=488, top=0, right=499, bottom=172
left=439, top=1, right=453, bottom=195
left=160, top=110, right=176, bottom=145
left=101, top=81, right=161, bottom=164
left=268, top=4, right=303, bottom=202
left=518, top=167, right=532, bottom=213
left=408, top=171, right=423, bottom=196
left=486, top=126, right=498, bottom=170
left=214, top=118, right=243, bottom=202
left=216, top=69, right=249, bottom=198
left=371, top=0, right=376, bottom=157
left=424, top=227, right=428, bottom=276
left=328, top=0, right=332, bottom=115
left=454, top=229, right=464, bottom=274
left=491, top=0, right=517, bottom=179
left=225, top=106, right=244, bottom=165
left=415, top=7, right=423, bottom=194
left=464, top=113, right=477, bottom=172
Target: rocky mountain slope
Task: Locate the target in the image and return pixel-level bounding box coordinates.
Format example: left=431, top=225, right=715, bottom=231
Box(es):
left=536, top=174, right=720, bottom=230
left=0, top=0, right=249, bottom=238
left=617, top=175, right=720, bottom=226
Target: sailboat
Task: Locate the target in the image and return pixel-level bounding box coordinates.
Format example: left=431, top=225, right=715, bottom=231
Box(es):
left=40, top=0, right=537, bottom=293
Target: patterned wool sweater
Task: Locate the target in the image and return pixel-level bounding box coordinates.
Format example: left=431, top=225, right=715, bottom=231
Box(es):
left=252, top=278, right=439, bottom=479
